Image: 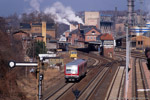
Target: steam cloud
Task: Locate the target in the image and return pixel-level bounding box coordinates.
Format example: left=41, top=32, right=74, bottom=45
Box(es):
left=44, top=2, right=84, bottom=25
left=24, top=0, right=42, bottom=12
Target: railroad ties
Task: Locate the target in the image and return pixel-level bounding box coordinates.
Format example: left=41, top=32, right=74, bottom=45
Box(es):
left=105, top=66, right=125, bottom=100
left=132, top=58, right=150, bottom=100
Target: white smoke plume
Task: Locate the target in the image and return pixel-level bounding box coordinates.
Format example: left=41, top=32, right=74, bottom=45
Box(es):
left=44, top=1, right=84, bottom=25
left=24, top=0, right=42, bottom=12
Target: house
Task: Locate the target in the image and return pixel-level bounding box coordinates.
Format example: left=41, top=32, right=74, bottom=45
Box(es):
left=84, top=27, right=101, bottom=42
left=13, top=30, right=30, bottom=41
left=68, top=24, right=101, bottom=48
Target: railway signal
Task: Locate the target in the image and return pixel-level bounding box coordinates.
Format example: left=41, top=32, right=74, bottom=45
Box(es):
left=8, top=55, right=50, bottom=100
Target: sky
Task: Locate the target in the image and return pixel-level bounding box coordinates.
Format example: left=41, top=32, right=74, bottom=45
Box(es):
left=0, top=0, right=150, bottom=16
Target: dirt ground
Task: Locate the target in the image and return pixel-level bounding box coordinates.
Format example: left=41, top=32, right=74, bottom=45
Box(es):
left=16, top=51, right=89, bottom=100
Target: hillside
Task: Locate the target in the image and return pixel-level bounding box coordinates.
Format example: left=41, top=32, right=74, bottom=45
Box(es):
left=0, top=31, right=26, bottom=100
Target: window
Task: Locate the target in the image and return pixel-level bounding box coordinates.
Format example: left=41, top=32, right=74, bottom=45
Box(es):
left=138, top=41, right=140, bottom=45
left=141, top=41, right=143, bottom=45
left=91, top=31, right=95, bottom=35
left=87, top=36, right=89, bottom=39
left=92, top=31, right=95, bottom=33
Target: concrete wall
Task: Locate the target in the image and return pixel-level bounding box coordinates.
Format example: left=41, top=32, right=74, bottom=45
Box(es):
left=85, top=12, right=100, bottom=29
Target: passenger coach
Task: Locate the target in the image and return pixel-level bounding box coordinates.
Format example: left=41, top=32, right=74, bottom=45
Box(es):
left=64, top=59, right=87, bottom=81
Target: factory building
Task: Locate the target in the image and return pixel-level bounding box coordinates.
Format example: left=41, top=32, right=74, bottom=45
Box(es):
left=20, top=21, right=56, bottom=44
left=100, top=14, right=113, bottom=34
left=84, top=12, right=100, bottom=29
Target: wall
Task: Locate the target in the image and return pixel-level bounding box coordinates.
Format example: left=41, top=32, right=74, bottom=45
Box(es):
left=85, top=28, right=101, bottom=42
left=47, top=30, right=56, bottom=39
left=103, top=47, right=114, bottom=58
left=31, top=26, right=42, bottom=34
left=84, top=12, right=100, bottom=29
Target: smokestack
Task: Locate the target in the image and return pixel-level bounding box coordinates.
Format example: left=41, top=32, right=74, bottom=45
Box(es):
left=127, top=0, right=135, bottom=26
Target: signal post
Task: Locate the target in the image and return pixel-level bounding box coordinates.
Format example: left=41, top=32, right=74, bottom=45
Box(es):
left=9, top=57, right=44, bottom=100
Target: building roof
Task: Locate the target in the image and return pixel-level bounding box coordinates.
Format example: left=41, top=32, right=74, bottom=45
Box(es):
left=13, top=30, right=29, bottom=35
left=143, top=32, right=150, bottom=37
left=20, top=22, right=55, bottom=30
left=100, top=33, right=114, bottom=40
left=83, top=27, right=101, bottom=34
left=20, top=23, right=31, bottom=29
left=47, top=23, right=55, bottom=29
left=32, top=23, right=42, bottom=26
left=66, top=59, right=86, bottom=66
left=69, top=25, right=101, bottom=36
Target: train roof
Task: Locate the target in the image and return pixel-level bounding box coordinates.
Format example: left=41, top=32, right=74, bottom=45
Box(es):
left=66, top=59, right=86, bottom=66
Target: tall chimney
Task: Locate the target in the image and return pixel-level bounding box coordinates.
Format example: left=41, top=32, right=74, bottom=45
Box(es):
left=127, top=0, right=135, bottom=26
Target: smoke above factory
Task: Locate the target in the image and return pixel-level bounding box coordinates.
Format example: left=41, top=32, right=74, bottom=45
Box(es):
left=44, top=1, right=84, bottom=25
left=24, top=1, right=84, bottom=25
left=24, top=0, right=42, bottom=12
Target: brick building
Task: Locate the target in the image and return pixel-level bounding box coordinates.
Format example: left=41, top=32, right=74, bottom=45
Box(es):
left=100, top=33, right=114, bottom=58
left=84, top=27, right=101, bottom=42
left=20, top=21, right=56, bottom=43
left=13, top=30, right=30, bottom=41
left=68, top=25, right=101, bottom=48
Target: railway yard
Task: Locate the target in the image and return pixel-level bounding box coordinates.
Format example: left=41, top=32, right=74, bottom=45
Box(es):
left=38, top=49, right=150, bottom=100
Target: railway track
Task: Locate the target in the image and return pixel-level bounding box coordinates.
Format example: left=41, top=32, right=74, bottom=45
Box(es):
left=43, top=83, right=74, bottom=100
left=104, top=66, right=125, bottom=100
left=43, top=51, right=115, bottom=100
left=115, top=51, right=146, bottom=59
left=132, top=58, right=150, bottom=100
left=58, top=53, right=117, bottom=100
left=43, top=52, right=98, bottom=100
left=77, top=62, right=112, bottom=100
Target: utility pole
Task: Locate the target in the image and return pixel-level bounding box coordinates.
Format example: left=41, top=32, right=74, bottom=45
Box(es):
left=125, top=24, right=130, bottom=100
left=125, top=0, right=134, bottom=99
left=139, top=0, right=144, bottom=51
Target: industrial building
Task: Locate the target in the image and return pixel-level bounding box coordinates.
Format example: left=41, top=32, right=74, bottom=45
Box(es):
left=84, top=12, right=100, bottom=29
left=20, top=21, right=56, bottom=44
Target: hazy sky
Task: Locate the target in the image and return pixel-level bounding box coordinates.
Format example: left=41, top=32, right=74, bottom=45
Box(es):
left=0, top=0, right=150, bottom=16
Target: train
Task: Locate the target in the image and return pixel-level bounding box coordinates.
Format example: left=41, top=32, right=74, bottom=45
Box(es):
left=64, top=59, right=87, bottom=82
left=70, top=50, right=77, bottom=58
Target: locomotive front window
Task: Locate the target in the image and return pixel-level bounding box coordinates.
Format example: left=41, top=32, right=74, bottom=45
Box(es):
left=71, top=52, right=77, bottom=54
left=66, top=66, right=78, bottom=74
